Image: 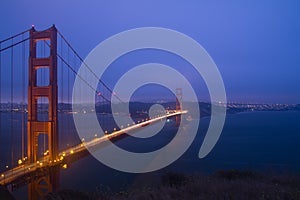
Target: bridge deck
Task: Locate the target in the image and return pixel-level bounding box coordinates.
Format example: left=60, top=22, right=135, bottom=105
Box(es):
left=0, top=110, right=187, bottom=185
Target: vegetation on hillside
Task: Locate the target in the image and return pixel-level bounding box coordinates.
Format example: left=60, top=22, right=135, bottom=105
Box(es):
left=45, top=170, right=300, bottom=200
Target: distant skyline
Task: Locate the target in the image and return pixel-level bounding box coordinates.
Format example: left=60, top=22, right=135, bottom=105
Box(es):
left=0, top=1, right=299, bottom=104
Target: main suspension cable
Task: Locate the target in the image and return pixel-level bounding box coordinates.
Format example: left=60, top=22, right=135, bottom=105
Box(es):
left=56, top=53, right=110, bottom=102
left=43, top=40, right=111, bottom=102
left=0, top=29, right=30, bottom=44
left=57, top=31, right=124, bottom=103
left=0, top=38, right=29, bottom=53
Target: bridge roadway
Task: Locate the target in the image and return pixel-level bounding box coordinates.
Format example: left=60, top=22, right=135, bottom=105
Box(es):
left=0, top=110, right=187, bottom=185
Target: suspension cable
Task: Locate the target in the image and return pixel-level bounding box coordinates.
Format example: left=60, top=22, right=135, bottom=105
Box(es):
left=60, top=36, right=64, bottom=105
left=43, top=40, right=111, bottom=102
left=56, top=53, right=110, bottom=102
left=59, top=35, right=65, bottom=150
left=44, top=40, right=115, bottom=102
left=0, top=29, right=30, bottom=44
left=67, top=45, right=70, bottom=147
left=57, top=31, right=124, bottom=103
left=21, top=34, right=25, bottom=160
left=0, top=38, right=30, bottom=53
left=10, top=38, right=14, bottom=170
left=0, top=41, right=2, bottom=169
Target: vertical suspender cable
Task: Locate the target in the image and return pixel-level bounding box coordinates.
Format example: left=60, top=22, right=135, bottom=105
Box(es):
left=11, top=38, right=14, bottom=169
left=60, top=35, right=64, bottom=148
left=67, top=45, right=70, bottom=147
left=60, top=36, right=63, bottom=104
left=73, top=52, right=76, bottom=146
left=0, top=41, right=2, bottom=169
left=21, top=33, right=25, bottom=160
left=57, top=31, right=124, bottom=103
left=0, top=42, right=2, bottom=167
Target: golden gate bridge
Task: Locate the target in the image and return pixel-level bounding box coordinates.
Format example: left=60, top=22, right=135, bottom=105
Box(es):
left=0, top=25, right=185, bottom=199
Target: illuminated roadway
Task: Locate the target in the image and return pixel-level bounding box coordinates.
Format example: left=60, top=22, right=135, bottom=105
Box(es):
left=0, top=110, right=187, bottom=185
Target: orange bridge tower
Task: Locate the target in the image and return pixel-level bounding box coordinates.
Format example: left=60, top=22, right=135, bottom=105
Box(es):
left=27, top=25, right=59, bottom=200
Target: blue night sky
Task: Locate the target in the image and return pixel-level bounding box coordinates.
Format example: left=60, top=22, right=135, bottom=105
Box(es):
left=0, top=1, right=299, bottom=104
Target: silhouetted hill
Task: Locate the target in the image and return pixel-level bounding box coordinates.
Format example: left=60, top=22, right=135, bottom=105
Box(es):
left=55, top=102, right=300, bottom=116
left=94, top=101, right=212, bottom=118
